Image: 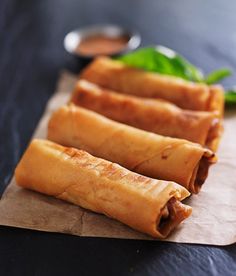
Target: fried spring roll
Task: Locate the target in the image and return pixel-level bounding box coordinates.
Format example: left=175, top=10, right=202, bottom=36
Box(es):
left=15, top=139, right=192, bottom=238
left=70, top=80, right=222, bottom=151
left=48, top=105, right=216, bottom=193
left=80, top=57, right=224, bottom=115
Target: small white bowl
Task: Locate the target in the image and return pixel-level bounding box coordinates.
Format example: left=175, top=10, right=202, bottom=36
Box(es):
left=64, top=24, right=141, bottom=59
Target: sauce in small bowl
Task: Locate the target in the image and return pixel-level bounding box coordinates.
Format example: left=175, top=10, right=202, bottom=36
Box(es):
left=76, top=34, right=130, bottom=56
left=64, top=25, right=141, bottom=59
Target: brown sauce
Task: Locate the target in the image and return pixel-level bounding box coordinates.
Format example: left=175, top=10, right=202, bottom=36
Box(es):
left=76, top=34, right=129, bottom=56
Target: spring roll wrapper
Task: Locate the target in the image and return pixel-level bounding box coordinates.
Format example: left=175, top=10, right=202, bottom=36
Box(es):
left=80, top=57, right=224, bottom=116
left=48, top=105, right=216, bottom=193
left=14, top=139, right=191, bottom=239
left=70, top=80, right=223, bottom=151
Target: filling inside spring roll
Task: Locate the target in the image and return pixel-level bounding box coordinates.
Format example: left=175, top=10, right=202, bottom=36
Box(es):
left=158, top=197, right=190, bottom=237
left=80, top=57, right=225, bottom=114
left=15, top=139, right=192, bottom=238
left=48, top=104, right=217, bottom=193
left=189, top=151, right=216, bottom=193
left=70, top=80, right=222, bottom=151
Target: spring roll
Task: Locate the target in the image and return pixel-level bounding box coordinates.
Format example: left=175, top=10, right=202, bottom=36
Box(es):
left=80, top=57, right=224, bottom=115
left=48, top=104, right=216, bottom=193
left=70, top=80, right=222, bottom=151
left=15, top=139, right=192, bottom=238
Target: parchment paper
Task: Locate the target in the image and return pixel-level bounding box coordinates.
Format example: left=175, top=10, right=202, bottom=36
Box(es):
left=0, top=72, right=235, bottom=245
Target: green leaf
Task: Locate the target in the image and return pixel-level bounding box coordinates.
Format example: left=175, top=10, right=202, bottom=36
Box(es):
left=225, top=90, right=236, bottom=105
left=204, top=69, right=232, bottom=85
left=116, top=46, right=232, bottom=84
left=116, top=46, right=204, bottom=82
left=116, top=46, right=234, bottom=106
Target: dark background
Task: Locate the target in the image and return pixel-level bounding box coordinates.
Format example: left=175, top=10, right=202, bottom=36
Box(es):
left=0, top=0, right=236, bottom=275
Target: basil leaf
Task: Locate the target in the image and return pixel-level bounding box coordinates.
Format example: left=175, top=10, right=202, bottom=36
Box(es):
left=225, top=90, right=236, bottom=105
left=116, top=46, right=232, bottom=84
left=117, top=46, right=234, bottom=105
left=116, top=46, right=204, bottom=82
left=204, top=69, right=232, bottom=85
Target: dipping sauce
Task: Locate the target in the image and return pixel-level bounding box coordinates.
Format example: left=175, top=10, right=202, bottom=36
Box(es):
left=76, top=34, right=129, bottom=56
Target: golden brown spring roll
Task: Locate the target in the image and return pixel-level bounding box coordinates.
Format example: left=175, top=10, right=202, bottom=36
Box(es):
left=15, top=139, right=192, bottom=238
left=80, top=57, right=224, bottom=115
left=48, top=104, right=216, bottom=193
left=70, top=80, right=222, bottom=151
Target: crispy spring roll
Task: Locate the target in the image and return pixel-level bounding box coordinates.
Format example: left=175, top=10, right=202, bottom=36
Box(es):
left=80, top=57, right=224, bottom=115
left=48, top=104, right=216, bottom=193
left=70, top=80, right=222, bottom=151
left=15, top=139, right=192, bottom=238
